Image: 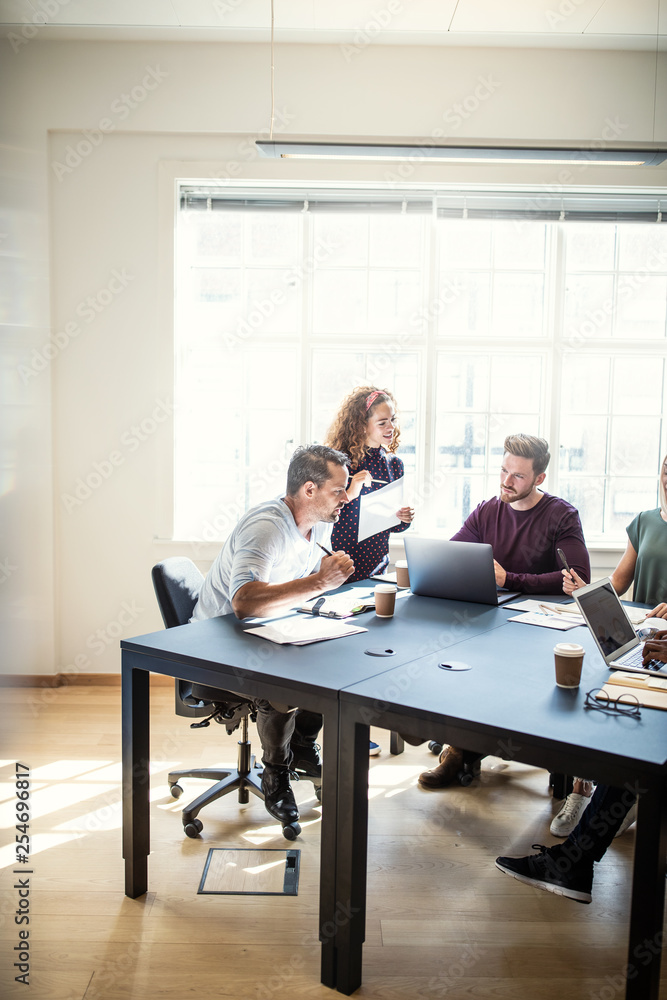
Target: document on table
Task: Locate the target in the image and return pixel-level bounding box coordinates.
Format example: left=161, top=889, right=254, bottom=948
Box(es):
left=245, top=616, right=368, bottom=645
left=358, top=478, right=403, bottom=542
left=508, top=611, right=582, bottom=631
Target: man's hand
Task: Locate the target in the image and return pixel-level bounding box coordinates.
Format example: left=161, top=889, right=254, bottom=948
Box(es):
left=643, top=630, right=667, bottom=664
left=562, top=567, right=586, bottom=595
left=317, top=551, right=354, bottom=590
left=494, top=559, right=506, bottom=588
left=646, top=603, right=667, bottom=619
left=396, top=506, right=415, bottom=524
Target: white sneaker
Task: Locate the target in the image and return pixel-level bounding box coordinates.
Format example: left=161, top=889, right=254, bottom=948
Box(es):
left=550, top=792, right=590, bottom=837
left=614, top=801, right=637, bottom=837
left=369, top=741, right=381, bottom=756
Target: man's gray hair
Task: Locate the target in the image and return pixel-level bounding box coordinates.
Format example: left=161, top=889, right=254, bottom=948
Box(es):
left=286, top=444, right=349, bottom=495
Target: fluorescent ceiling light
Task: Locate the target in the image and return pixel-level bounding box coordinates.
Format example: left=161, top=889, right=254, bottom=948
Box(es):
left=256, top=140, right=667, bottom=167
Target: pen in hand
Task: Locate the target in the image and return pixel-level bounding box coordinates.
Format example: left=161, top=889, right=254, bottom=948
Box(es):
left=317, top=541, right=334, bottom=557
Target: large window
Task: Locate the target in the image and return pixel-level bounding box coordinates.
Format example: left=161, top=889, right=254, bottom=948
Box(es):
left=174, top=185, right=667, bottom=545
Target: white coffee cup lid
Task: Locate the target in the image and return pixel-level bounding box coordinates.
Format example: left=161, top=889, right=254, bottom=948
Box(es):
left=554, top=642, right=585, bottom=656
left=375, top=583, right=398, bottom=593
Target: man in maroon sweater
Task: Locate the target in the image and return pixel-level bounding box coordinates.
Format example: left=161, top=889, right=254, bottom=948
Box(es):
left=419, top=432, right=591, bottom=788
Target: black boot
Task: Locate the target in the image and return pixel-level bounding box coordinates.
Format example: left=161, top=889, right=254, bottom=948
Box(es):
left=261, top=764, right=300, bottom=826
left=290, top=738, right=322, bottom=778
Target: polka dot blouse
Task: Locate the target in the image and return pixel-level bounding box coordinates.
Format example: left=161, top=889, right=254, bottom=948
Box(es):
left=331, top=448, right=410, bottom=582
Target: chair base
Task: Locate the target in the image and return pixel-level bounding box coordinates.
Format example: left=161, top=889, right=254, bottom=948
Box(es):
left=168, top=736, right=266, bottom=834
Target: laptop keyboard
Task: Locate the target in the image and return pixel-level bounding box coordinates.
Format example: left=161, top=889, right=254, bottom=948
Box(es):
left=618, top=646, right=664, bottom=672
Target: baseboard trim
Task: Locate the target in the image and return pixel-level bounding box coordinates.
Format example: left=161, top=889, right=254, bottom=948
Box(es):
left=0, top=673, right=173, bottom=687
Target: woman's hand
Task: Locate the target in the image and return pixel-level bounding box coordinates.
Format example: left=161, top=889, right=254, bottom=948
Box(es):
left=562, top=567, right=586, bottom=595
left=646, top=603, right=667, bottom=620
left=643, top=631, right=667, bottom=664
left=396, top=506, right=415, bottom=524
left=346, top=470, right=371, bottom=500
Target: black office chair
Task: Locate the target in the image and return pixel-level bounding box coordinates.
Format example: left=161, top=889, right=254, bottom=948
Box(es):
left=151, top=557, right=267, bottom=838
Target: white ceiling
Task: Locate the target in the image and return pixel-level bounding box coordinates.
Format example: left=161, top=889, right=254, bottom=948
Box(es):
left=0, top=0, right=666, bottom=48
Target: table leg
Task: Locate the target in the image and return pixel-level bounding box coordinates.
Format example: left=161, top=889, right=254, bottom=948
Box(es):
left=625, top=784, right=666, bottom=1000
left=121, top=656, right=150, bottom=898
left=330, top=707, right=369, bottom=995
left=320, top=701, right=341, bottom=988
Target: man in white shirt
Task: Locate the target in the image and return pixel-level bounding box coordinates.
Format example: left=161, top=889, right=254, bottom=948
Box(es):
left=192, top=445, right=354, bottom=829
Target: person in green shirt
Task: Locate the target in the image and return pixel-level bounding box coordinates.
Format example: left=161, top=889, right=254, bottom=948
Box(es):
left=563, top=451, right=667, bottom=616
left=551, top=452, right=667, bottom=839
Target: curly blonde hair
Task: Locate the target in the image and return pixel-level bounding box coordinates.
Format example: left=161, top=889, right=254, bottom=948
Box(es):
left=325, top=386, right=401, bottom=470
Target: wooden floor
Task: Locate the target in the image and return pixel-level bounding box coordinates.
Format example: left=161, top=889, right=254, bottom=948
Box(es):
left=1, top=684, right=665, bottom=1000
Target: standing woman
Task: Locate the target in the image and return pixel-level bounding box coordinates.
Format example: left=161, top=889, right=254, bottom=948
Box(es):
left=325, top=386, right=414, bottom=582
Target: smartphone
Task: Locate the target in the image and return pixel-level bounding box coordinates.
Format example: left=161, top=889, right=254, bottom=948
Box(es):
left=556, top=548, right=571, bottom=574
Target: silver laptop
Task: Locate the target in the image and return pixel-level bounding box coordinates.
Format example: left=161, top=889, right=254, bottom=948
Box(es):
left=404, top=537, right=521, bottom=606
left=574, top=577, right=666, bottom=676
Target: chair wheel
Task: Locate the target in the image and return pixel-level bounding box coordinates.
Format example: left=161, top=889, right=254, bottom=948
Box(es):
left=169, top=783, right=183, bottom=799
left=282, top=822, right=301, bottom=841
left=184, top=819, right=203, bottom=838
left=458, top=771, right=474, bottom=787
left=428, top=741, right=443, bottom=756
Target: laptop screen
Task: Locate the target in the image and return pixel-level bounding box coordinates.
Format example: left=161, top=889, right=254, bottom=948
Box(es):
left=575, top=581, right=636, bottom=656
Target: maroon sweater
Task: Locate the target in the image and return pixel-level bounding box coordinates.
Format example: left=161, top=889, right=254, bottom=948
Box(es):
left=451, top=492, right=590, bottom=594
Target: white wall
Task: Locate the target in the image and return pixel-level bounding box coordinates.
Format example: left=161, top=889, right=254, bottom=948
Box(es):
left=2, top=39, right=666, bottom=675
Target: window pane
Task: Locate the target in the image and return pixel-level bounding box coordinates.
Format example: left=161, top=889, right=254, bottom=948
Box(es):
left=606, top=478, right=659, bottom=534
left=437, top=272, right=491, bottom=337
left=565, top=224, right=616, bottom=271
left=437, top=354, right=489, bottom=411
left=368, top=270, right=422, bottom=334
left=561, top=355, right=610, bottom=413
left=560, top=478, right=604, bottom=538
left=617, top=224, right=667, bottom=271
left=369, top=215, right=424, bottom=266
left=312, top=214, right=368, bottom=266
left=493, top=222, right=546, bottom=270
left=615, top=275, right=667, bottom=339
left=559, top=416, right=608, bottom=475
left=312, top=270, right=366, bottom=333
left=439, top=220, right=492, bottom=269
left=563, top=275, right=615, bottom=339
left=491, top=273, right=545, bottom=337
left=612, top=357, right=664, bottom=414
left=609, top=417, right=661, bottom=476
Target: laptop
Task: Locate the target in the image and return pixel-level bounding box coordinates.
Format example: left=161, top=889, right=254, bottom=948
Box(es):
left=574, top=577, right=666, bottom=676
left=403, top=537, right=521, bottom=606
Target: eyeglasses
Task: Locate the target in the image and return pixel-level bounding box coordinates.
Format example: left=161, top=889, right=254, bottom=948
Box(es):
left=584, top=688, right=641, bottom=719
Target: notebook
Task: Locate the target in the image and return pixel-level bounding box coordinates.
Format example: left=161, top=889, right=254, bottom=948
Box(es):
left=403, top=537, right=521, bottom=606
left=573, top=578, right=666, bottom=676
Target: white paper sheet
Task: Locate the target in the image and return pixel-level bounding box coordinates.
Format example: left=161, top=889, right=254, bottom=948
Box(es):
left=245, top=617, right=368, bottom=645
left=357, top=478, right=403, bottom=543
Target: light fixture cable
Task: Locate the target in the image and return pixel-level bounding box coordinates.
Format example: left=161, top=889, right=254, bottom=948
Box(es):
left=269, top=0, right=275, bottom=140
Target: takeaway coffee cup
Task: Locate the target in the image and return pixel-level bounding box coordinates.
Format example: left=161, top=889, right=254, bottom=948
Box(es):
left=554, top=642, right=585, bottom=688
left=395, top=559, right=410, bottom=589
left=375, top=583, right=398, bottom=618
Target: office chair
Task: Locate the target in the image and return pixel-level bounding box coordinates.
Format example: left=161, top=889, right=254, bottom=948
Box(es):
left=151, top=557, right=269, bottom=838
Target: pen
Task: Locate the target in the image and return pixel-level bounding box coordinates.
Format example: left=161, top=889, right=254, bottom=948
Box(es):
left=317, top=541, right=333, bottom=557
left=369, top=479, right=388, bottom=484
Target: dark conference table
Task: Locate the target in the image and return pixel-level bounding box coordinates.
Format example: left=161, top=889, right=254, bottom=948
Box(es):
left=121, top=591, right=667, bottom=999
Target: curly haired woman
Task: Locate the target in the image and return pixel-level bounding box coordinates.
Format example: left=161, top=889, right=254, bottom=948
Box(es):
left=325, top=386, right=414, bottom=583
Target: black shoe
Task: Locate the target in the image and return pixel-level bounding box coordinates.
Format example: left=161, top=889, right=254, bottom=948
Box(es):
left=290, top=740, right=322, bottom=778
left=495, top=844, right=593, bottom=904
left=261, top=765, right=300, bottom=826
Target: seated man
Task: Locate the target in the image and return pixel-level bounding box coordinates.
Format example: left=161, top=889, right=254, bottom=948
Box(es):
left=418, top=433, right=591, bottom=789
left=495, top=628, right=667, bottom=903
left=192, top=444, right=354, bottom=828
